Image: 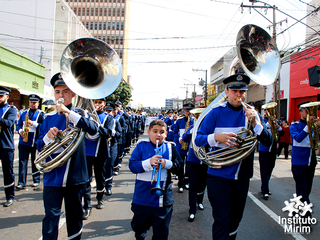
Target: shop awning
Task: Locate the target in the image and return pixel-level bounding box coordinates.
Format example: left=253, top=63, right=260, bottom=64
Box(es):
left=0, top=81, right=20, bottom=90
left=18, top=89, right=55, bottom=100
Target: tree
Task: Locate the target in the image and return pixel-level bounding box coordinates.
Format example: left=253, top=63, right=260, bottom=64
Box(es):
left=107, top=81, right=132, bottom=106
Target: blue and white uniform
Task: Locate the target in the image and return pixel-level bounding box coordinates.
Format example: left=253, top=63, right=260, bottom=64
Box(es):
left=83, top=110, right=113, bottom=210
left=37, top=105, right=98, bottom=240
left=290, top=119, right=317, bottom=205
left=258, top=117, right=284, bottom=196
left=16, top=109, right=44, bottom=187
left=182, top=123, right=208, bottom=216
left=164, top=116, right=174, bottom=141
left=195, top=101, right=272, bottom=239
left=0, top=103, right=18, bottom=201
left=129, top=139, right=182, bottom=240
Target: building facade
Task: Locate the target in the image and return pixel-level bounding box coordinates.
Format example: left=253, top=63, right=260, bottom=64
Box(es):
left=0, top=0, right=92, bottom=103
left=65, top=0, right=131, bottom=82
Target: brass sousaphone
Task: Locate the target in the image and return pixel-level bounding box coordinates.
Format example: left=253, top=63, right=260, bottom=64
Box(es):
left=35, top=38, right=122, bottom=173
left=192, top=24, right=281, bottom=168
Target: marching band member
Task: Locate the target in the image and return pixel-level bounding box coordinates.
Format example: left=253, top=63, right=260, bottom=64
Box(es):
left=129, top=119, right=182, bottom=240
left=258, top=109, right=284, bottom=200
left=16, top=94, right=44, bottom=190
left=0, top=86, right=18, bottom=207
left=195, top=74, right=272, bottom=240
left=124, top=107, right=133, bottom=155
left=83, top=98, right=113, bottom=220
left=173, top=103, right=194, bottom=193
left=113, top=100, right=127, bottom=176
left=182, top=108, right=207, bottom=222
left=290, top=101, right=320, bottom=210
left=104, top=102, right=122, bottom=195
left=164, top=109, right=174, bottom=142
left=37, top=73, right=98, bottom=240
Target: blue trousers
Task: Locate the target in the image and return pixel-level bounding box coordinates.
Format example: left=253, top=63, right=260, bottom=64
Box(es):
left=0, top=149, right=15, bottom=200
left=207, top=175, right=249, bottom=240
left=186, top=161, right=207, bottom=214
left=18, top=144, right=40, bottom=186
left=83, top=156, right=106, bottom=210
left=42, top=185, right=84, bottom=240
left=177, top=153, right=187, bottom=188
left=131, top=203, right=173, bottom=240
left=258, top=151, right=276, bottom=194
left=105, top=143, right=118, bottom=189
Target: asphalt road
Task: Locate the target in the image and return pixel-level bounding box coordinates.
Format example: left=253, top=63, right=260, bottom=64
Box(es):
left=0, top=132, right=320, bottom=240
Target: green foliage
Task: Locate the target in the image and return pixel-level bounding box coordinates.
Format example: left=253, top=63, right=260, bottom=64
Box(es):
left=107, top=81, right=132, bottom=106
left=208, top=93, right=220, bottom=104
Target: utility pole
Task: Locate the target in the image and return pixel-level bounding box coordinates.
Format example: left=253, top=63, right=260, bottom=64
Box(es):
left=184, top=82, right=196, bottom=104
left=180, top=86, right=188, bottom=104
left=193, top=69, right=207, bottom=107
left=241, top=1, right=284, bottom=119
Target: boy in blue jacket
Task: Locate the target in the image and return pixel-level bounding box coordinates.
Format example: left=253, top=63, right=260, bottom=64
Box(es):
left=129, top=119, right=182, bottom=240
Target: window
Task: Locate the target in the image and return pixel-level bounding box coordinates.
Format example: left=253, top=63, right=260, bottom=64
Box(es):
left=107, top=22, right=111, bottom=30
left=94, top=23, right=97, bottom=30
left=104, top=9, right=107, bottom=16
left=90, top=23, right=93, bottom=30
left=120, top=23, right=124, bottom=30
left=117, top=9, right=120, bottom=16
left=121, top=9, right=125, bottom=17
left=119, top=50, right=123, bottom=59
left=112, top=22, right=115, bottom=30
left=87, top=8, right=90, bottom=15
left=103, top=23, right=106, bottom=30
left=113, top=9, right=116, bottom=16
left=103, top=37, right=106, bottom=41
left=120, top=37, right=123, bottom=45
left=99, top=23, right=102, bottom=30
left=74, top=8, right=77, bottom=14
left=100, top=9, right=102, bottom=16
left=108, top=8, right=112, bottom=16
left=115, top=37, right=118, bottom=44
left=95, top=8, right=98, bottom=16
left=116, top=23, right=119, bottom=30
left=86, top=22, right=89, bottom=29
left=82, top=8, right=86, bottom=16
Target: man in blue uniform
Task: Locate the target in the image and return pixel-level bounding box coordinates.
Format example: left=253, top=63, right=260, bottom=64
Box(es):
left=83, top=98, right=113, bottom=220
left=164, top=109, right=174, bottom=142
left=113, top=100, right=127, bottom=176
left=290, top=101, right=320, bottom=213
left=37, top=73, right=98, bottom=240
left=195, top=73, right=272, bottom=240
left=0, top=86, right=18, bottom=207
left=16, top=94, right=44, bottom=190
left=258, top=109, right=284, bottom=200
left=104, top=102, right=122, bottom=195
left=173, top=103, right=194, bottom=193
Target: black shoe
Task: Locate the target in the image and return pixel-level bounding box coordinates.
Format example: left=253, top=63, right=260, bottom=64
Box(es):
left=198, top=203, right=204, bottom=210
left=188, top=214, right=195, bottom=222
left=16, top=185, right=25, bottom=190
left=105, top=189, right=112, bottom=195
left=4, top=199, right=13, bottom=207
left=83, top=208, right=92, bottom=220
left=263, top=193, right=269, bottom=200
left=97, top=200, right=104, bottom=209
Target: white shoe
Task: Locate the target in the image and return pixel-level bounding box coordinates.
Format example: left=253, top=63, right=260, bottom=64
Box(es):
left=188, top=214, right=195, bottom=222
left=198, top=203, right=204, bottom=210
left=31, top=183, right=39, bottom=187
left=178, top=187, right=183, bottom=193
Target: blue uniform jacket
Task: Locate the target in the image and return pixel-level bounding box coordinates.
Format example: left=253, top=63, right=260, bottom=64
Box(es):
left=16, top=109, right=45, bottom=147
left=182, top=124, right=202, bottom=164
left=195, top=102, right=272, bottom=180
left=85, top=111, right=113, bottom=157
left=0, top=104, right=18, bottom=150
left=37, top=108, right=98, bottom=187
left=259, top=117, right=284, bottom=152
left=164, top=117, right=174, bottom=141
left=290, top=119, right=316, bottom=166
left=173, top=116, right=194, bottom=155
left=129, top=139, right=182, bottom=207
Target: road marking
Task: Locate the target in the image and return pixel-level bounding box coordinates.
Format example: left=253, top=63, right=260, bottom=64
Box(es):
left=248, top=192, right=306, bottom=240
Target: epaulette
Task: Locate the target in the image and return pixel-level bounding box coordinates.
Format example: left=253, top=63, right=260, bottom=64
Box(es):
left=292, top=121, right=299, bottom=125
left=211, top=101, right=227, bottom=110
left=165, top=140, right=176, bottom=146
left=45, top=110, right=57, bottom=117
left=137, top=138, right=150, bottom=145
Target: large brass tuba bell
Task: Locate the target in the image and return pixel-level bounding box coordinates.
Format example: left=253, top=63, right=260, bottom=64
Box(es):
left=262, top=102, right=278, bottom=141
left=191, top=24, right=280, bottom=168
left=300, top=101, right=320, bottom=151
left=35, top=38, right=122, bottom=173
